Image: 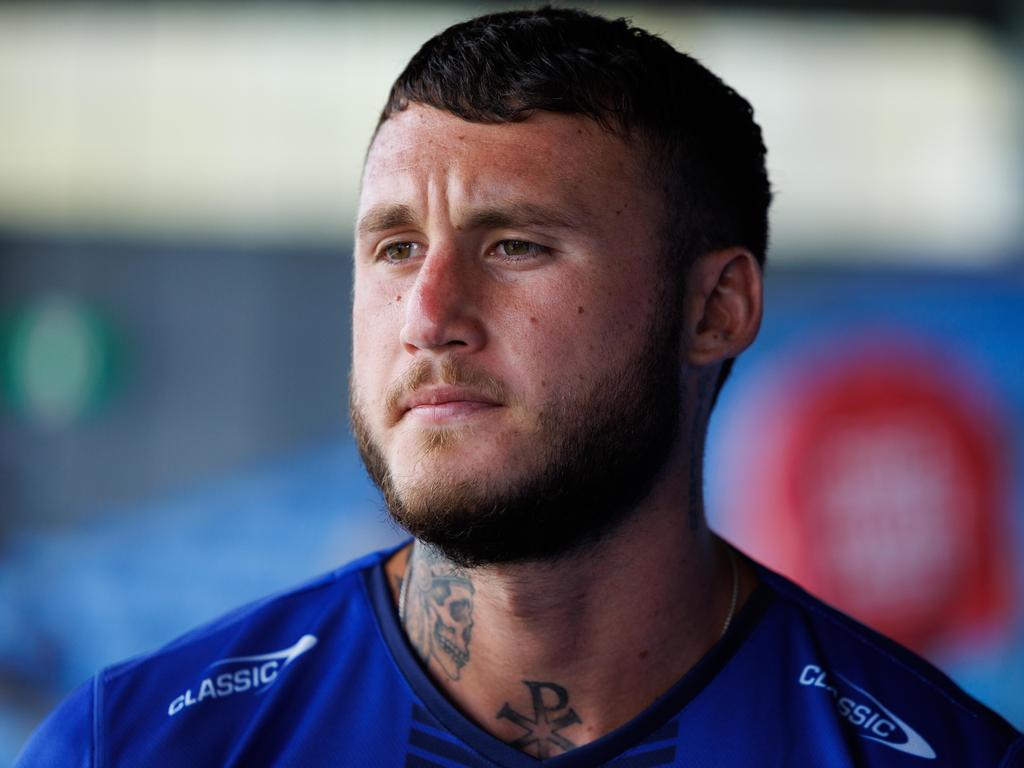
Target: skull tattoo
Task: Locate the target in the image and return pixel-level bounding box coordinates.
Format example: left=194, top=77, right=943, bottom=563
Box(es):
left=406, top=561, right=475, bottom=680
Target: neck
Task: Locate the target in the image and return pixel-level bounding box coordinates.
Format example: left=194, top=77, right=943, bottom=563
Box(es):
left=387, top=487, right=752, bottom=758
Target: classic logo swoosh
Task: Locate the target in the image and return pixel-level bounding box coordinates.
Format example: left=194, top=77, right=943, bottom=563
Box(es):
left=836, top=673, right=937, bottom=760
left=208, top=634, right=318, bottom=671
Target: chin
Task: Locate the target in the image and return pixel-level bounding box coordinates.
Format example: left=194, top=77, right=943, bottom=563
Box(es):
left=416, top=425, right=464, bottom=455
left=392, top=455, right=529, bottom=505
left=393, top=425, right=520, bottom=472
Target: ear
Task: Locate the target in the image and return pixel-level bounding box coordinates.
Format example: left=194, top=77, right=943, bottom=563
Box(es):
left=682, top=247, right=763, bottom=367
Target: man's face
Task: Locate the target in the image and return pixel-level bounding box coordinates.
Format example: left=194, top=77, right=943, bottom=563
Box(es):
left=350, top=105, right=683, bottom=565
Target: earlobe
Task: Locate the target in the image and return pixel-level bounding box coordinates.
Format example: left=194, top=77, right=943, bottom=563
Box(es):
left=683, top=247, right=763, bottom=367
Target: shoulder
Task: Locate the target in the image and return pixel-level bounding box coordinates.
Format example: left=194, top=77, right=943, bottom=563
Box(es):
left=15, top=679, right=94, bottom=768
left=16, top=546, right=399, bottom=768
left=100, top=546, right=389, bottom=699
left=117, top=546, right=389, bottom=667
left=753, top=561, right=1023, bottom=765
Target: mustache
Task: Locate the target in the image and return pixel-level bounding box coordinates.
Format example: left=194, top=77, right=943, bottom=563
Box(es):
left=384, top=357, right=511, bottom=416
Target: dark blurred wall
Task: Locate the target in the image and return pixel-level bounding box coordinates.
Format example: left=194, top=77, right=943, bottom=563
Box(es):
left=0, top=233, right=353, bottom=531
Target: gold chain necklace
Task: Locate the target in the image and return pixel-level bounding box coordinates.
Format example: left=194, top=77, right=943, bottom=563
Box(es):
left=721, top=546, right=740, bottom=638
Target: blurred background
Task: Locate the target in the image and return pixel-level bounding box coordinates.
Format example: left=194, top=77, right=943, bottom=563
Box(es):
left=1, top=0, right=1022, bottom=760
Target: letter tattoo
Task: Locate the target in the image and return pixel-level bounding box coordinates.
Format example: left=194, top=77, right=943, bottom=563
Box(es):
left=402, top=544, right=475, bottom=680
left=497, top=680, right=583, bottom=758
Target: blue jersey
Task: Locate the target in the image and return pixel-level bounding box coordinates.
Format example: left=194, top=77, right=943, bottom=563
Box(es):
left=17, top=545, right=1023, bottom=767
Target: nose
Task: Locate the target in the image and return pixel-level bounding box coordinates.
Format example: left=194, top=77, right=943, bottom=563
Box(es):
left=400, top=246, right=486, bottom=355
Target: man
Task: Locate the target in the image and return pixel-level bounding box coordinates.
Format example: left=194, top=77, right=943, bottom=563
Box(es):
left=18, top=7, right=1023, bottom=767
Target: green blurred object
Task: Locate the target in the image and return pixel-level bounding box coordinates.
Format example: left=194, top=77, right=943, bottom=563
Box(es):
left=1, top=295, right=120, bottom=427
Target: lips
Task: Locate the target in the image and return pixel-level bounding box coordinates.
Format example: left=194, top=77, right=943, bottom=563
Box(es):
left=399, top=386, right=501, bottom=420
left=383, top=358, right=510, bottom=425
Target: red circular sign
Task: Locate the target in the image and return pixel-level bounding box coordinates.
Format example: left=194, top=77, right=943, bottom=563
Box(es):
left=718, top=337, right=1012, bottom=653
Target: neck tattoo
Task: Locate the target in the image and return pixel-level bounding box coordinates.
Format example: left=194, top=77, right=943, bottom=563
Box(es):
left=399, top=545, right=741, bottom=642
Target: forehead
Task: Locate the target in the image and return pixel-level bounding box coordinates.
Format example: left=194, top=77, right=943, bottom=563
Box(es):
left=359, top=104, right=650, bottom=220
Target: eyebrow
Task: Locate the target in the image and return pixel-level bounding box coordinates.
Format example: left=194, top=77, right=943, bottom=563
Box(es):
left=356, top=203, right=417, bottom=238
left=463, top=202, right=583, bottom=232
left=356, top=201, right=583, bottom=239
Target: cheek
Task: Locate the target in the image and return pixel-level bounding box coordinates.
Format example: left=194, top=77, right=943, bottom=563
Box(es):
left=500, top=301, right=623, bottom=396
left=544, top=293, right=656, bottom=391
left=351, top=277, right=405, bottom=381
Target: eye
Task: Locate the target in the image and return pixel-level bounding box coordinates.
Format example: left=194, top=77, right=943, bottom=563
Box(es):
left=493, top=240, right=548, bottom=261
left=380, top=241, right=420, bottom=263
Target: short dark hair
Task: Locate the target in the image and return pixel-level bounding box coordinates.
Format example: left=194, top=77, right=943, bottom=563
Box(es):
left=377, top=6, right=771, bottom=401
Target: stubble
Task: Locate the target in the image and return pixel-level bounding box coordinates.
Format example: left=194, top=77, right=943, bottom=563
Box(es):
left=350, top=305, right=683, bottom=567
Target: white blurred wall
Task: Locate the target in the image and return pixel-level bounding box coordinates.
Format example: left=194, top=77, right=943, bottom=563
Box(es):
left=0, top=3, right=1020, bottom=262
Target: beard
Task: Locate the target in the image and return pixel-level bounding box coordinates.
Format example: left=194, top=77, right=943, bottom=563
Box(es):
left=349, top=310, right=682, bottom=568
